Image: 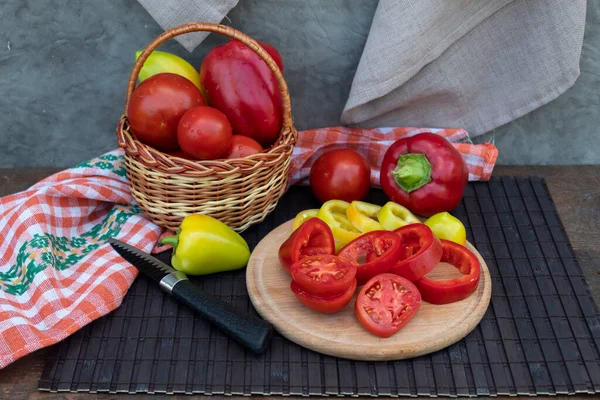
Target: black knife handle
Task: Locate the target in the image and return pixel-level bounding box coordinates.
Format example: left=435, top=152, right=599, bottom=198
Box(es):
left=170, top=279, right=273, bottom=354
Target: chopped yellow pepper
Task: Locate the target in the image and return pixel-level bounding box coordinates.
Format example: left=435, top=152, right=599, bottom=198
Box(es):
left=424, top=212, right=466, bottom=245
left=317, top=200, right=361, bottom=245
left=377, top=201, right=421, bottom=230
left=346, top=201, right=383, bottom=232
left=292, top=209, right=319, bottom=230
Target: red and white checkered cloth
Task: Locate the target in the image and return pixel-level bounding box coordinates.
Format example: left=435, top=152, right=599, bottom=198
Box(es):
left=0, top=127, right=496, bottom=369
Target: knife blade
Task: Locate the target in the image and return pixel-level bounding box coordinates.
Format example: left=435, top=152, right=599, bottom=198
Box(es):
left=108, top=238, right=273, bottom=354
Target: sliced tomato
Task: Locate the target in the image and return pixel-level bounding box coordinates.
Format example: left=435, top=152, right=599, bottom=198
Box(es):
left=389, top=224, right=442, bottom=281
left=278, top=218, right=335, bottom=273
left=414, top=239, right=481, bottom=304
left=290, top=255, right=356, bottom=297
left=355, top=273, right=421, bottom=338
left=337, top=231, right=403, bottom=285
left=291, top=279, right=357, bottom=314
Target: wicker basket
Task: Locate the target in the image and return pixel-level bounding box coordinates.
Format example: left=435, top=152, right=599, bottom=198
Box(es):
left=116, top=23, right=297, bottom=233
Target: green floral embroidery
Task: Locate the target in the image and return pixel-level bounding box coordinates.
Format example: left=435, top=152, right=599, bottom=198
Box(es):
left=0, top=205, right=140, bottom=296
left=73, top=153, right=127, bottom=178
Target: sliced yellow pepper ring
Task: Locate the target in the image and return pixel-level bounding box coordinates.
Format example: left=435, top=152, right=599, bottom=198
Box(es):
left=346, top=201, right=383, bottom=233
left=424, top=212, right=467, bottom=245
left=292, top=209, right=320, bottom=230
left=317, top=200, right=361, bottom=245
left=377, top=201, right=421, bottom=230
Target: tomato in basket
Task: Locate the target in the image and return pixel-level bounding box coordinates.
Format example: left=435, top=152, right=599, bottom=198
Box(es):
left=127, top=73, right=205, bottom=151
left=226, top=135, right=263, bottom=159
left=355, top=273, right=421, bottom=338
left=177, top=106, right=233, bottom=160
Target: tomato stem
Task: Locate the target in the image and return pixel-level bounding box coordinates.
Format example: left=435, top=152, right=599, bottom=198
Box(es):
left=392, top=153, right=432, bottom=193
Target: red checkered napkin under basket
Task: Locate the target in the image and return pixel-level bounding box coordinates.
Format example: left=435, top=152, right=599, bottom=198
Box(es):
left=0, top=127, right=497, bottom=369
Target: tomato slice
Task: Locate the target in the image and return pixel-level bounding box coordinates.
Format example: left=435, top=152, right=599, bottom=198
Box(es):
left=337, top=231, right=404, bottom=285
left=414, top=239, right=481, bottom=304
left=291, top=279, right=357, bottom=314
left=388, top=224, right=442, bottom=281
left=278, top=218, right=335, bottom=273
left=355, top=273, right=421, bottom=338
left=291, top=255, right=356, bottom=297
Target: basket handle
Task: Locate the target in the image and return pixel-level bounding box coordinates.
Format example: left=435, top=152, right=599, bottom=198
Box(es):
left=124, top=22, right=293, bottom=132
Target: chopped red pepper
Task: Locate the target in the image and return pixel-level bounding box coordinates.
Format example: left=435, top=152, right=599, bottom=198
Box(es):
left=414, top=239, right=481, bottom=304
left=388, top=224, right=442, bottom=281
left=278, top=218, right=335, bottom=273
left=337, top=231, right=403, bottom=285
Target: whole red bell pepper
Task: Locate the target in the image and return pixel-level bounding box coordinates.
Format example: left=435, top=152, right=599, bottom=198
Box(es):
left=199, top=40, right=284, bottom=147
left=380, top=133, right=468, bottom=217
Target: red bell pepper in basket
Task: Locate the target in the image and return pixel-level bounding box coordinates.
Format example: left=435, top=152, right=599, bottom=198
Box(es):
left=200, top=40, right=284, bottom=147
left=380, top=133, right=468, bottom=217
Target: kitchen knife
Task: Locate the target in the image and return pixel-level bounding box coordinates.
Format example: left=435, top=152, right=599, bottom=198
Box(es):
left=108, top=238, right=273, bottom=354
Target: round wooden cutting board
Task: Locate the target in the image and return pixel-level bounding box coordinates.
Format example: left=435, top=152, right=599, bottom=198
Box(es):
left=246, top=220, right=492, bottom=361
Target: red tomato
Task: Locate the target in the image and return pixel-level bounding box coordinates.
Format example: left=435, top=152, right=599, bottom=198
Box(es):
left=291, top=279, right=357, bottom=314
left=414, top=239, right=481, bottom=304
left=128, top=73, right=205, bottom=151
left=337, top=231, right=403, bottom=285
left=309, top=149, right=371, bottom=203
left=389, top=224, right=443, bottom=281
left=200, top=40, right=284, bottom=147
left=355, top=273, right=421, bottom=338
left=290, top=255, right=356, bottom=297
left=226, top=135, right=263, bottom=159
left=177, top=106, right=233, bottom=160
left=278, top=218, right=335, bottom=273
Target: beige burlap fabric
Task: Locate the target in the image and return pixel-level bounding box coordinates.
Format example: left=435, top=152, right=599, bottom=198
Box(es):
left=340, top=0, right=587, bottom=137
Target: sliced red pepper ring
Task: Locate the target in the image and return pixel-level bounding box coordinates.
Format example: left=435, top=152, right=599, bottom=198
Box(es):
left=278, top=218, right=335, bottom=273
left=388, top=223, right=442, bottom=282
left=414, top=239, right=481, bottom=304
left=337, top=231, right=404, bottom=285
left=290, top=254, right=356, bottom=297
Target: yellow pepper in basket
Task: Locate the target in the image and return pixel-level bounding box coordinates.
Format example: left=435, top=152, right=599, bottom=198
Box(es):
left=377, top=201, right=421, bottom=230
left=317, top=200, right=361, bottom=247
left=346, top=201, right=383, bottom=233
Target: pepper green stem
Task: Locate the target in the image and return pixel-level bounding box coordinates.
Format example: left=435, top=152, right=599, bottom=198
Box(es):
left=392, top=153, right=433, bottom=193
left=160, top=235, right=179, bottom=248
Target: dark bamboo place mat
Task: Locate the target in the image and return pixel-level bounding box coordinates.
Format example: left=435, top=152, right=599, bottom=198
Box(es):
left=39, top=177, right=600, bottom=396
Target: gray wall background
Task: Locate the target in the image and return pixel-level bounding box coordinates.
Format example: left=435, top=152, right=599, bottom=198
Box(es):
left=0, top=0, right=598, bottom=168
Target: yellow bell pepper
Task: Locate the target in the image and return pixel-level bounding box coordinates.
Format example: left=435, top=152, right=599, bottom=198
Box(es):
left=377, top=201, right=421, bottom=230
left=424, top=212, right=467, bottom=245
left=160, top=214, right=250, bottom=275
left=135, top=50, right=203, bottom=92
left=317, top=200, right=361, bottom=245
left=346, top=201, right=383, bottom=232
left=292, top=209, right=319, bottom=230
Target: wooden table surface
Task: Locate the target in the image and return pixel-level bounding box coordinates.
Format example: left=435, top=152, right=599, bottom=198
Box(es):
left=0, top=166, right=598, bottom=400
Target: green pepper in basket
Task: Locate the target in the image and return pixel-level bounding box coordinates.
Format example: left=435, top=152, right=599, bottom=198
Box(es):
left=160, top=214, right=250, bottom=276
